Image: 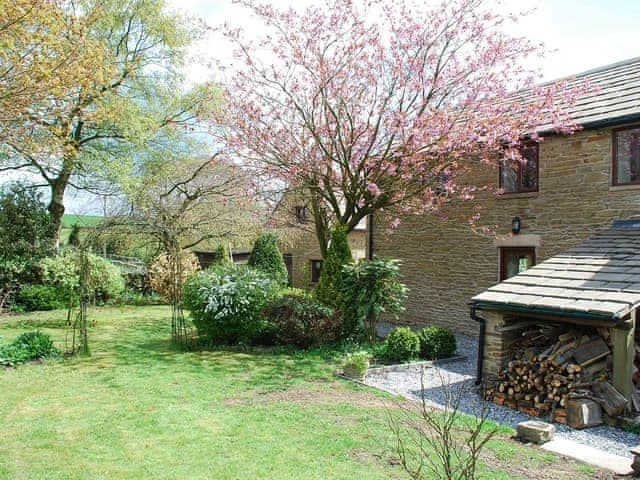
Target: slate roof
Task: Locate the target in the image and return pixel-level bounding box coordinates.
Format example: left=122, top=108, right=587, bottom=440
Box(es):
left=472, top=219, right=640, bottom=320
left=518, top=56, right=640, bottom=131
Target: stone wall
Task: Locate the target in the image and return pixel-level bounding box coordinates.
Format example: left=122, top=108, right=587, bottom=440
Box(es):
left=373, top=124, right=640, bottom=336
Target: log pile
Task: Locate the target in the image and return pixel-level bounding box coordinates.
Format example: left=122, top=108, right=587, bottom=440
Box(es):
left=484, top=324, right=628, bottom=423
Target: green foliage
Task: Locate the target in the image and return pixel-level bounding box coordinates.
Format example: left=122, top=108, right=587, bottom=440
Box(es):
left=107, top=289, right=164, bottom=307
left=0, top=331, right=58, bottom=367
left=212, top=244, right=232, bottom=266
left=183, top=264, right=278, bottom=344
left=262, top=292, right=338, bottom=348
left=342, top=351, right=370, bottom=379
left=40, top=249, right=125, bottom=303
left=315, top=225, right=353, bottom=309
left=15, top=284, right=68, bottom=311
left=68, top=223, right=81, bottom=247
left=342, top=258, right=408, bottom=339
left=0, top=184, right=54, bottom=263
left=418, top=326, right=457, bottom=360
left=248, top=233, right=288, bottom=288
left=383, top=327, right=420, bottom=362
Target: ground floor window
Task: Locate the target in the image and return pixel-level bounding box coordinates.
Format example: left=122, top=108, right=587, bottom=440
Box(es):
left=500, top=247, right=535, bottom=281
left=310, top=259, right=323, bottom=283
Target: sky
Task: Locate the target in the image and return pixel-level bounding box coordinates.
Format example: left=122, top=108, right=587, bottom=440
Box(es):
left=70, top=0, right=640, bottom=214
left=168, top=0, right=640, bottom=83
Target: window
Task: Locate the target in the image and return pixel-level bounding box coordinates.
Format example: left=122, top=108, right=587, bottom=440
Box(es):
left=613, top=125, right=640, bottom=186
left=499, top=143, right=539, bottom=194
left=500, top=247, right=535, bottom=281
left=295, top=205, right=309, bottom=223
left=310, top=259, right=323, bottom=283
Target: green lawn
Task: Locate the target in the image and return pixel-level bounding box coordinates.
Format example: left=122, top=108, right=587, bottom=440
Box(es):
left=0, top=307, right=609, bottom=479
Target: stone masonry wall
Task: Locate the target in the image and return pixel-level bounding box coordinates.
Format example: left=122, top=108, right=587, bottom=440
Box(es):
left=373, top=124, right=640, bottom=336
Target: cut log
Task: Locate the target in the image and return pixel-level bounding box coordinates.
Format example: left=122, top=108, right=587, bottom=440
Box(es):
left=574, top=338, right=610, bottom=367
left=592, top=381, right=628, bottom=417
left=567, top=398, right=603, bottom=429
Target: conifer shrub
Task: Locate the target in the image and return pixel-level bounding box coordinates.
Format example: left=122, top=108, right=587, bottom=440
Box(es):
left=315, top=224, right=353, bottom=309
left=248, top=233, right=288, bottom=288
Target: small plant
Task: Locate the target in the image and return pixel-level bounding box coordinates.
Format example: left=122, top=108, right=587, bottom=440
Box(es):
left=342, top=351, right=370, bottom=380
left=342, top=258, right=408, bottom=340
left=384, top=327, right=420, bottom=362
left=262, top=292, right=338, bottom=348
left=247, top=233, right=289, bottom=288
left=418, top=326, right=457, bottom=360
left=0, top=331, right=58, bottom=367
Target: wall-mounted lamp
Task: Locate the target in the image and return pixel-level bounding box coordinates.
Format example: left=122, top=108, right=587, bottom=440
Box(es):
left=511, top=216, right=521, bottom=235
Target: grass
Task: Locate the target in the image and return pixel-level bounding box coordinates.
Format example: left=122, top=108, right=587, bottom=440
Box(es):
left=0, top=307, right=608, bottom=479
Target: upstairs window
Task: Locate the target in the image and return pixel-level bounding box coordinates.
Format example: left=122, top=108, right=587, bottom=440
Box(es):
left=613, top=125, right=640, bottom=186
left=499, top=143, right=539, bottom=194
left=295, top=205, right=309, bottom=223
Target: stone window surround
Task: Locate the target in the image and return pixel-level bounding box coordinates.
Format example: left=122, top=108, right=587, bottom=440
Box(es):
left=494, top=234, right=542, bottom=282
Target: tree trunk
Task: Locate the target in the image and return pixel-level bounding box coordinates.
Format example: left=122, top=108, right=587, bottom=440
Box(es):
left=48, top=182, right=66, bottom=252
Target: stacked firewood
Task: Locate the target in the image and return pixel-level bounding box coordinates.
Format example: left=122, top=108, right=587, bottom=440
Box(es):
left=484, top=324, right=625, bottom=423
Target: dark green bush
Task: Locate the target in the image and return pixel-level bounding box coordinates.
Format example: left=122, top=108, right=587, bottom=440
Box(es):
left=383, top=327, right=420, bottom=362
left=418, top=326, right=457, bottom=359
left=15, top=284, right=68, bottom=311
left=315, top=224, right=353, bottom=309
left=247, top=233, right=288, bottom=288
left=183, top=264, right=278, bottom=345
left=0, top=331, right=58, bottom=366
left=262, top=292, right=338, bottom=348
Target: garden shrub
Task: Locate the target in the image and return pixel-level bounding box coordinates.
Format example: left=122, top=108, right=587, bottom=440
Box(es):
left=315, top=224, right=353, bottom=309
left=342, top=351, right=370, bottom=379
left=40, top=250, right=125, bottom=304
left=148, top=251, right=200, bottom=300
left=15, top=284, right=67, bottom=311
left=418, top=326, right=456, bottom=360
left=384, top=327, right=420, bottom=362
left=262, top=292, right=338, bottom=348
left=0, top=331, right=58, bottom=366
left=183, top=264, right=278, bottom=344
left=342, top=258, right=408, bottom=340
left=247, top=233, right=288, bottom=288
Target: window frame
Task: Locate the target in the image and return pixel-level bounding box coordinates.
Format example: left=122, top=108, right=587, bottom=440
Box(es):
left=499, top=246, right=536, bottom=282
left=498, top=142, right=539, bottom=194
left=310, top=259, right=323, bottom=283
left=294, top=205, right=309, bottom=224
left=612, top=124, right=640, bottom=187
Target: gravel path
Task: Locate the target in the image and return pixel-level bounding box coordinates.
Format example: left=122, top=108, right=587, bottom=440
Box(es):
left=364, top=334, right=640, bottom=459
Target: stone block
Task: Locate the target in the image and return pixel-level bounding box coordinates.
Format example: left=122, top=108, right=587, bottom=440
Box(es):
left=567, top=398, right=603, bottom=429
left=516, top=420, right=555, bottom=444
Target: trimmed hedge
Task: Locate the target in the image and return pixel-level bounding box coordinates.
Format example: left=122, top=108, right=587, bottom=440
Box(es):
left=248, top=233, right=288, bottom=288
left=15, top=284, right=68, bottom=311
left=383, top=327, right=420, bottom=362
left=418, top=326, right=456, bottom=360
left=315, top=225, right=352, bottom=309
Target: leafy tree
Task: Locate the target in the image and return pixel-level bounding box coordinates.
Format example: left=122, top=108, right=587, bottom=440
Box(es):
left=212, top=244, right=232, bottom=266
left=248, top=233, right=288, bottom=288
left=342, top=258, right=408, bottom=340
left=0, top=184, right=54, bottom=309
left=315, top=225, right=352, bottom=309
left=0, top=0, right=210, bottom=248
left=68, top=223, right=82, bottom=247
left=0, top=184, right=54, bottom=263
left=216, top=0, right=587, bottom=256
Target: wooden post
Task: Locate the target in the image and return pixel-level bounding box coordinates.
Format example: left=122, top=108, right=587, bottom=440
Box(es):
left=611, top=310, right=636, bottom=404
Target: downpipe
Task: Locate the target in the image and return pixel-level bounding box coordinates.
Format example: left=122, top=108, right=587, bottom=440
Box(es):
left=470, top=304, right=485, bottom=386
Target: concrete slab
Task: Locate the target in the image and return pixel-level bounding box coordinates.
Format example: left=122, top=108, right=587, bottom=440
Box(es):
left=541, top=438, right=633, bottom=475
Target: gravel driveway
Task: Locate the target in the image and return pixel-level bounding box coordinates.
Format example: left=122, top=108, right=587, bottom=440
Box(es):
left=364, top=334, right=640, bottom=458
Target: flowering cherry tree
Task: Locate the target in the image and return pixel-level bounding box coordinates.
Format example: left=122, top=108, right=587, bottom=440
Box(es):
left=215, top=0, right=586, bottom=256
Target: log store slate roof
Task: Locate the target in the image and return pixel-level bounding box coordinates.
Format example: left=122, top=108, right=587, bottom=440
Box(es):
left=472, top=219, right=640, bottom=320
